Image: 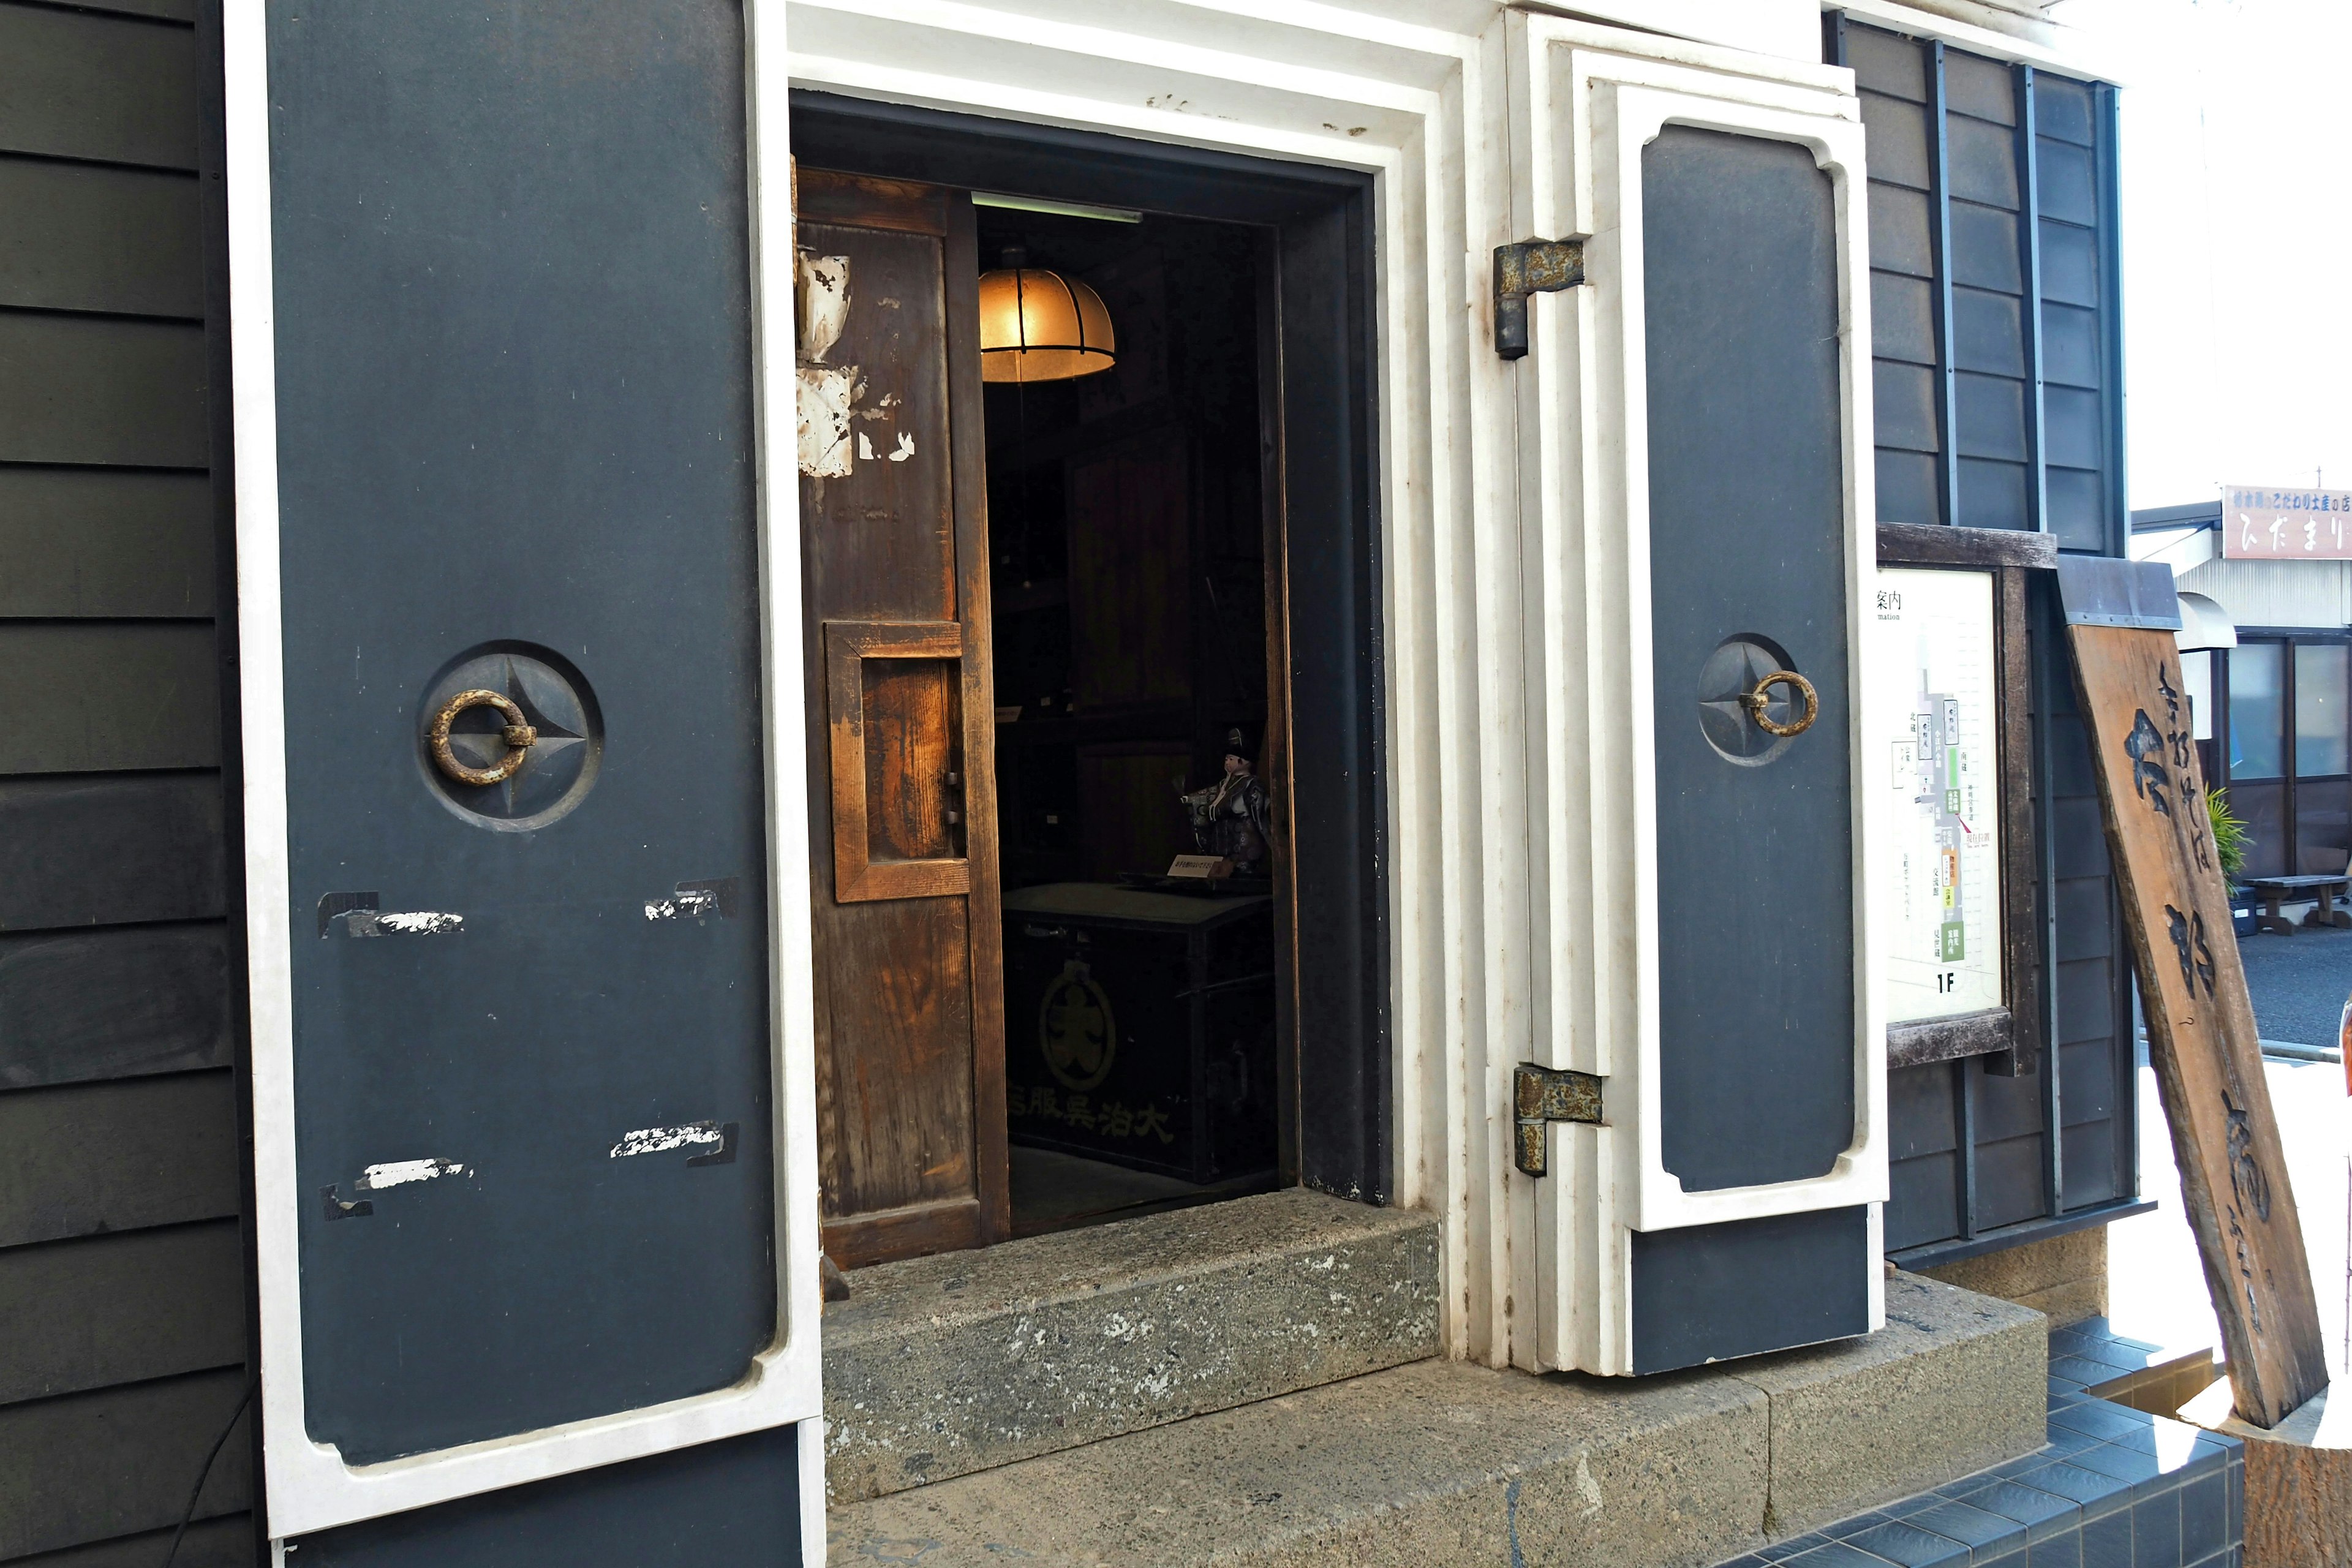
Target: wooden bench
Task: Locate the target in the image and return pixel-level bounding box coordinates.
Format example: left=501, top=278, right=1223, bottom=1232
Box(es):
left=2240, top=873, right=2352, bottom=935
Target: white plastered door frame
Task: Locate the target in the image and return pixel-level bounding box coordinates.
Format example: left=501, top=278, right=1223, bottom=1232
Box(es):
left=222, top=0, right=826, bottom=1547
left=1504, top=24, right=1888, bottom=1374
left=779, top=1, right=1881, bottom=1379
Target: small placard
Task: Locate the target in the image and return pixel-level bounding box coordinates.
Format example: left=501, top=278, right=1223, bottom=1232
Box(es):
left=1166, top=854, right=1231, bottom=880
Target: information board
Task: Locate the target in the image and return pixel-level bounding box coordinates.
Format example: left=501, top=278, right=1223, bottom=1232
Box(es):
left=1871, top=568, right=2003, bottom=1022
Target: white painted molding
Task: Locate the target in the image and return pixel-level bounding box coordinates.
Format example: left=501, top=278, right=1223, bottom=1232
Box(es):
left=227, top=0, right=824, bottom=1538
left=1509, top=22, right=1887, bottom=1372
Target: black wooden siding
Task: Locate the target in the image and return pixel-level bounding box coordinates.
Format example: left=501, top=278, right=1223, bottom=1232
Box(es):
left=0, top=1, right=257, bottom=1563
left=1831, top=16, right=2146, bottom=1264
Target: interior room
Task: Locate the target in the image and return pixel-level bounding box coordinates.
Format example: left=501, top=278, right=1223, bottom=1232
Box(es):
left=974, top=198, right=1287, bottom=1236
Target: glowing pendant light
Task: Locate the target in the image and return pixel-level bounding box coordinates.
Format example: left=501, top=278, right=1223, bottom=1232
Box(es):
left=978, top=248, right=1116, bottom=384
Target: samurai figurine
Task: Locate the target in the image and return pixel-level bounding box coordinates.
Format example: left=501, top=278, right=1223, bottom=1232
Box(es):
left=1183, top=725, right=1272, bottom=876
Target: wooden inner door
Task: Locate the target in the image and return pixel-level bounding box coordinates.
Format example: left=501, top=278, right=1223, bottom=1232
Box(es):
left=796, top=169, right=1007, bottom=1268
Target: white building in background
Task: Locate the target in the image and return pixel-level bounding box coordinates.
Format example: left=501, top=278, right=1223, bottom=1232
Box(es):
left=2135, top=490, right=2352, bottom=880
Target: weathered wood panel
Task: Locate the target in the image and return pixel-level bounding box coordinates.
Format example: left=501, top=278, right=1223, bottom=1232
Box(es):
left=0, top=469, right=214, bottom=617
left=0, top=4, right=198, bottom=171
left=7, top=1514, right=253, bottom=1568
left=0, top=1367, right=249, bottom=1559
left=0, top=623, right=221, bottom=772
left=0, top=1071, right=239, bottom=1248
left=2071, top=621, right=2328, bottom=1427
left=0, top=924, right=229, bottom=1088
left=0, top=773, right=226, bottom=932
left=0, top=157, right=203, bottom=318
left=0, top=1219, right=243, bottom=1403
left=0, top=312, right=209, bottom=467
left=1076, top=741, right=1193, bottom=883
left=813, top=896, right=977, bottom=1217
left=26, top=0, right=195, bottom=26
left=799, top=167, right=1007, bottom=1264
left=1068, top=431, right=1190, bottom=710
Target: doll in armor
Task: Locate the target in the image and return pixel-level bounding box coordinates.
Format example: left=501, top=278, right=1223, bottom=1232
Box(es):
left=1183, top=725, right=1272, bottom=875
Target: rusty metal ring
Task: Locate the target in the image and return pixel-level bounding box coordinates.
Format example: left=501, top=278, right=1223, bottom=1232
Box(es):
left=429, top=689, right=537, bottom=786
left=1740, top=669, right=1819, bottom=739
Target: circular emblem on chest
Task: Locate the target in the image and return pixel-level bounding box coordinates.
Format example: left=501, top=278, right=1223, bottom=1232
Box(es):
left=1038, top=960, right=1117, bottom=1091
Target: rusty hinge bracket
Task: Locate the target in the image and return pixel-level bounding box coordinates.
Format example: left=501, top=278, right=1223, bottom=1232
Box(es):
left=1493, top=238, right=1587, bottom=360
left=1513, top=1062, right=1605, bottom=1177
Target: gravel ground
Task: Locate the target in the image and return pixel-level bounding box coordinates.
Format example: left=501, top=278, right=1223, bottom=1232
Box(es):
left=2235, top=919, right=2352, bottom=1048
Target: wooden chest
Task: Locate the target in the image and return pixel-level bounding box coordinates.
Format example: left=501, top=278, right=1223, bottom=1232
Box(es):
left=1001, top=883, right=1277, bottom=1184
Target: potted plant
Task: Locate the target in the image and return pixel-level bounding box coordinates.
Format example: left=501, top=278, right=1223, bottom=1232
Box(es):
left=2209, top=788, right=2255, bottom=936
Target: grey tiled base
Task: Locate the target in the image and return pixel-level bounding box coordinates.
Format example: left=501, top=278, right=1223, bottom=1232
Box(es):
left=1713, top=1321, right=2244, bottom=1568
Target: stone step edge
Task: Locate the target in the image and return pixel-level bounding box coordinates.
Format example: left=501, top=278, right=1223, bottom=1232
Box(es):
left=827, top=1273, right=2051, bottom=1565
left=822, top=1189, right=1443, bottom=1505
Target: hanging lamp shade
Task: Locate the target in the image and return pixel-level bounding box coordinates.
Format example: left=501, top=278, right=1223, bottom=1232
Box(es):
left=978, top=263, right=1116, bottom=383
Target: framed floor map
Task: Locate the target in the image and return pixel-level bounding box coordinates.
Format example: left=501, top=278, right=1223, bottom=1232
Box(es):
left=1872, top=567, right=2003, bottom=1022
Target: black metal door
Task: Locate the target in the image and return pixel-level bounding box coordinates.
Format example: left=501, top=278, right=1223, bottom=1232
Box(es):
left=268, top=0, right=774, bottom=1463
left=1644, top=126, right=1856, bottom=1192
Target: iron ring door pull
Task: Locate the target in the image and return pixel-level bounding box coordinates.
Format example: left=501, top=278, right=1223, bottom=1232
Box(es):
left=1739, top=669, right=1819, bottom=739
left=429, top=689, right=538, bottom=785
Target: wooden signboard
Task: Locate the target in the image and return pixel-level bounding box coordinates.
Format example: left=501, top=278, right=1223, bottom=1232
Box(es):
left=2067, top=599, right=2329, bottom=1429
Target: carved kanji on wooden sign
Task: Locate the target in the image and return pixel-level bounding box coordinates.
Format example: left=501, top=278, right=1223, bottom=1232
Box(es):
left=2070, top=622, right=2328, bottom=1429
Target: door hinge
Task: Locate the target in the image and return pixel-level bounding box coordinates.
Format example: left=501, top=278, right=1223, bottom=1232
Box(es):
left=1493, top=238, right=1586, bottom=360
left=1513, top=1062, right=1604, bottom=1177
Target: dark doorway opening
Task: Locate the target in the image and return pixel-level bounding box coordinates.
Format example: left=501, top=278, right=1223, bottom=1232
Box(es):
left=793, top=94, right=1390, bottom=1270
left=975, top=202, right=1283, bottom=1234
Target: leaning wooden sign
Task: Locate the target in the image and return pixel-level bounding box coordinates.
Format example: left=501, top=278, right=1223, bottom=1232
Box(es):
left=2061, top=559, right=2328, bottom=1429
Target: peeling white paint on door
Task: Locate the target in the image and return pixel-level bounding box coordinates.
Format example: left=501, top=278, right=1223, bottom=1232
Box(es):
left=360, top=911, right=462, bottom=937
left=796, top=253, right=850, bottom=363
left=887, top=431, right=914, bottom=462
left=356, top=1158, right=469, bottom=1191
left=644, top=888, right=723, bottom=921
left=609, top=1122, right=724, bottom=1158
left=797, top=366, right=858, bottom=477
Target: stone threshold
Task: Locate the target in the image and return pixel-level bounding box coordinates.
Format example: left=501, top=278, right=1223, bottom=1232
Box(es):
left=821, top=1188, right=1442, bottom=1503
left=826, top=1271, right=2050, bottom=1566
left=1711, top=1319, right=2245, bottom=1568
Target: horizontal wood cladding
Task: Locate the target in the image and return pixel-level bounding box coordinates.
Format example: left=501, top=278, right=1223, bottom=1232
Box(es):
left=0, top=157, right=202, bottom=317
left=0, top=1366, right=249, bottom=1559
left=0, top=1219, right=242, bottom=1404
left=0, top=623, right=221, bottom=772
left=0, top=4, right=198, bottom=172
left=5, top=1514, right=251, bottom=1568
left=0, top=469, right=213, bottom=617
left=0, top=312, right=208, bottom=467
left=0, top=924, right=230, bottom=1088
left=0, top=772, right=226, bottom=931
left=0, top=1071, right=240, bottom=1248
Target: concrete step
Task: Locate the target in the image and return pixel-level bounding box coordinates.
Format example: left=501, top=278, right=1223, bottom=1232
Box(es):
left=826, top=1272, right=2048, bottom=1567
left=822, top=1189, right=1441, bottom=1503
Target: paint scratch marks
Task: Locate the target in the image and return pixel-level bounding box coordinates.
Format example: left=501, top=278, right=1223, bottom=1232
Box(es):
left=356, top=1158, right=469, bottom=1191
left=329, top=908, right=462, bottom=937
left=610, top=1121, right=725, bottom=1158
left=646, top=888, right=722, bottom=921
left=644, top=877, right=738, bottom=921
left=371, top=911, right=462, bottom=936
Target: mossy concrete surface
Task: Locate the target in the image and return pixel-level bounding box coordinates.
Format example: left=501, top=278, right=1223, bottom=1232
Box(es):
left=1921, top=1224, right=2109, bottom=1327
left=825, top=1270, right=2048, bottom=1566
left=822, top=1189, right=1441, bottom=1503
